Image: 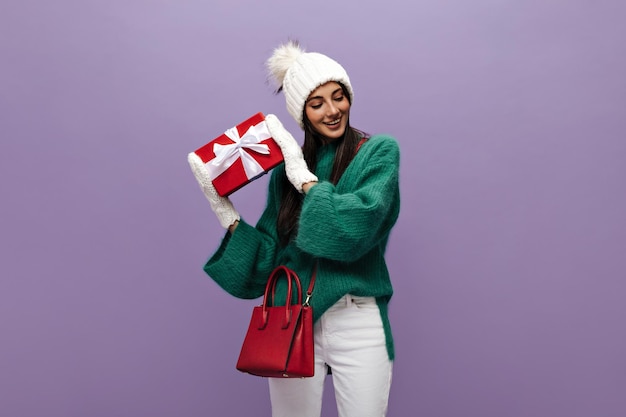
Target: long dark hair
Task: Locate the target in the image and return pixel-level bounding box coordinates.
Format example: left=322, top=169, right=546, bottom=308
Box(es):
left=276, top=83, right=367, bottom=245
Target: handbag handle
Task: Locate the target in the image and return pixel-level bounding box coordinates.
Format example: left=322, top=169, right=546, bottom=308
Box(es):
left=268, top=266, right=303, bottom=307
left=261, top=266, right=302, bottom=329
left=304, top=261, right=317, bottom=307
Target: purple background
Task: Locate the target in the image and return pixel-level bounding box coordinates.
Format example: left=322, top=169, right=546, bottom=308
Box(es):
left=1, top=1, right=625, bottom=416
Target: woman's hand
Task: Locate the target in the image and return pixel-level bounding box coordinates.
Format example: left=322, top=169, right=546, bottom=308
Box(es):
left=187, top=152, right=240, bottom=229
left=265, top=114, right=318, bottom=193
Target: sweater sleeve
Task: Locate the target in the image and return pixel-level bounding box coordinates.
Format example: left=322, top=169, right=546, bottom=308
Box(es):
left=295, top=135, right=400, bottom=262
left=203, top=169, right=284, bottom=299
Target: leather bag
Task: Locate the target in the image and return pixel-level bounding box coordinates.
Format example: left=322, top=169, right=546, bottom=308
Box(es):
left=236, top=265, right=316, bottom=378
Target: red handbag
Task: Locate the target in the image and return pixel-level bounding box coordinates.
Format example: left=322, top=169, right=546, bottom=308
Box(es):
left=236, top=265, right=316, bottom=378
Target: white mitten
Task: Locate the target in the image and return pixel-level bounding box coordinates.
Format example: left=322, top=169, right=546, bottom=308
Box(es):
left=187, top=152, right=240, bottom=228
left=265, top=114, right=318, bottom=193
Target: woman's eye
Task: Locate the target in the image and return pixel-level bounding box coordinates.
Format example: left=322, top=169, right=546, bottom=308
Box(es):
left=311, top=103, right=322, bottom=109
left=333, top=95, right=344, bottom=102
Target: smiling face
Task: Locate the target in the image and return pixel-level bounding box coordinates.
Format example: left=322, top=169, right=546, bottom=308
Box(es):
left=304, top=81, right=351, bottom=141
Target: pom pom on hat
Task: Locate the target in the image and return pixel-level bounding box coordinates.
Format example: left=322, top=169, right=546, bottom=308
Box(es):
left=266, top=40, right=306, bottom=89
left=266, top=40, right=353, bottom=128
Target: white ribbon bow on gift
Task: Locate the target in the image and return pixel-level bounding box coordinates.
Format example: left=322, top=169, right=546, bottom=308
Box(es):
left=206, top=121, right=272, bottom=180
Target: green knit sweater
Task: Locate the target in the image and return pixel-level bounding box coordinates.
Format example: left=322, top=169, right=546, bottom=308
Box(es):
left=204, top=134, right=401, bottom=359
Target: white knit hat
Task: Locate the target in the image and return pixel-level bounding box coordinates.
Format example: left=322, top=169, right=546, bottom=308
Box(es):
left=266, top=41, right=353, bottom=128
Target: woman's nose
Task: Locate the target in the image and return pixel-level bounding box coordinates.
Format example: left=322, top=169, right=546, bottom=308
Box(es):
left=327, top=103, right=340, bottom=117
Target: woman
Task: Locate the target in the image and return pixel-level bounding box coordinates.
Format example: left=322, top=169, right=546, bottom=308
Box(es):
left=188, top=41, right=400, bottom=417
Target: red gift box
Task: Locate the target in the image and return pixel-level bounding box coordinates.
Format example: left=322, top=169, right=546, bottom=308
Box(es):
left=192, top=113, right=284, bottom=196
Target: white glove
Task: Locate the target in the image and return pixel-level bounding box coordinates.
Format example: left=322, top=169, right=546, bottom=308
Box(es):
left=265, top=114, right=318, bottom=193
left=187, top=152, right=240, bottom=229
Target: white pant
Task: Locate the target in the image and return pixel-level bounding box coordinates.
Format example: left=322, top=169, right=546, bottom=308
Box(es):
left=269, top=295, right=393, bottom=417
